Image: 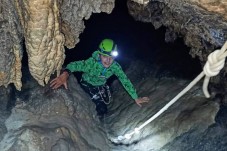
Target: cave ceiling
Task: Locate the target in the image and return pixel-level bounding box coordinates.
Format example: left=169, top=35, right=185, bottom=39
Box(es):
left=128, top=0, right=227, bottom=89
left=0, top=0, right=226, bottom=90
left=129, top=0, right=227, bottom=56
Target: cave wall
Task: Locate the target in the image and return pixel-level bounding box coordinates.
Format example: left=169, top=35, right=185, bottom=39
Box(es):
left=0, top=0, right=115, bottom=90
left=127, top=0, right=227, bottom=90
left=0, top=0, right=23, bottom=90
left=15, top=0, right=65, bottom=87
left=0, top=75, right=111, bottom=151
left=128, top=0, right=227, bottom=58
left=0, top=0, right=226, bottom=91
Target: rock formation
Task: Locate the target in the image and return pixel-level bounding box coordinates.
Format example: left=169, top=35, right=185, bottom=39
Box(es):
left=127, top=0, right=227, bottom=100
left=0, top=62, right=225, bottom=151
left=0, top=0, right=226, bottom=91
left=0, top=1, right=227, bottom=150
left=0, top=0, right=23, bottom=90
left=0, top=75, right=111, bottom=151
left=128, top=0, right=227, bottom=67
left=0, top=0, right=115, bottom=90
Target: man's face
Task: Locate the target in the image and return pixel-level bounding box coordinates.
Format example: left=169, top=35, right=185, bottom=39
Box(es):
left=100, top=55, right=114, bottom=68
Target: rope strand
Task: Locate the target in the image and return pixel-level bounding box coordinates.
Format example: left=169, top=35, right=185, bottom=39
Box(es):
left=113, top=41, right=227, bottom=143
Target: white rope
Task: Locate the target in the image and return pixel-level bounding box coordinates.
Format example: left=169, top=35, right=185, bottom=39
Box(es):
left=114, top=41, right=227, bottom=142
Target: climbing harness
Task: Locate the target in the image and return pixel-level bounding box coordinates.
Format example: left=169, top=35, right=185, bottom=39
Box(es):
left=110, top=41, right=227, bottom=143
left=81, top=80, right=112, bottom=105
left=98, top=85, right=112, bottom=104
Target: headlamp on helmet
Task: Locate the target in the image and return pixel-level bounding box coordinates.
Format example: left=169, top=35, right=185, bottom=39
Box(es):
left=98, top=39, right=118, bottom=58
left=111, top=50, right=118, bottom=57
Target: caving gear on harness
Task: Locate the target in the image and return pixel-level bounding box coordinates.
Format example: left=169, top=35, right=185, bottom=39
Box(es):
left=80, top=80, right=112, bottom=116
left=98, top=39, right=118, bottom=57
left=81, top=80, right=112, bottom=105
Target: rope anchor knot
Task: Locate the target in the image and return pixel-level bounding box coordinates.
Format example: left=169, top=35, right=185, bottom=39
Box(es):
left=203, top=50, right=225, bottom=77
left=203, top=42, right=227, bottom=98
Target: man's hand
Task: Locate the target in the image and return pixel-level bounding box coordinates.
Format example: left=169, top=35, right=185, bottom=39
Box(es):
left=135, top=97, right=149, bottom=107
left=50, top=71, right=69, bottom=89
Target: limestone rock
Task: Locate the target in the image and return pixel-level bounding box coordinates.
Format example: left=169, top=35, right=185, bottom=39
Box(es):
left=127, top=0, right=227, bottom=97
left=0, top=0, right=23, bottom=90
left=0, top=0, right=115, bottom=90
left=60, top=0, right=115, bottom=48
left=0, top=75, right=110, bottom=151
left=15, top=0, right=65, bottom=87
left=105, top=62, right=220, bottom=150
left=128, top=0, right=227, bottom=57
left=0, top=61, right=225, bottom=151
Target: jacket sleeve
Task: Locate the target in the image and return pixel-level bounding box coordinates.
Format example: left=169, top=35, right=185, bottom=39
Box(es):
left=113, top=63, right=138, bottom=100
left=65, top=57, right=94, bottom=72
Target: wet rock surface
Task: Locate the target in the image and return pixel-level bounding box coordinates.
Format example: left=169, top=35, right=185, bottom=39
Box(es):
left=0, top=63, right=226, bottom=151
left=0, top=71, right=110, bottom=151
left=104, top=62, right=221, bottom=151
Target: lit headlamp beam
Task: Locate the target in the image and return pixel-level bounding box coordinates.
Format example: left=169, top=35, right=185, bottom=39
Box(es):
left=115, top=72, right=207, bottom=142
left=111, top=50, right=118, bottom=57
left=112, top=41, right=227, bottom=144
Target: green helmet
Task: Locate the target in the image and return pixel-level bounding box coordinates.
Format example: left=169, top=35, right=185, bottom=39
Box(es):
left=98, top=39, right=118, bottom=57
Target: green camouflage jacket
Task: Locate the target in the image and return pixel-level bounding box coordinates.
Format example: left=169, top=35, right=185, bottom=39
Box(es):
left=66, top=51, right=138, bottom=100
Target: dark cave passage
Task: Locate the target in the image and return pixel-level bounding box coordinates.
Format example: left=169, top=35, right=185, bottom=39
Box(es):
left=64, top=0, right=202, bottom=81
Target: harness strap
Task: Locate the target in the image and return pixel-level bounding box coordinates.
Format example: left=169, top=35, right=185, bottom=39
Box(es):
left=80, top=80, right=112, bottom=104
